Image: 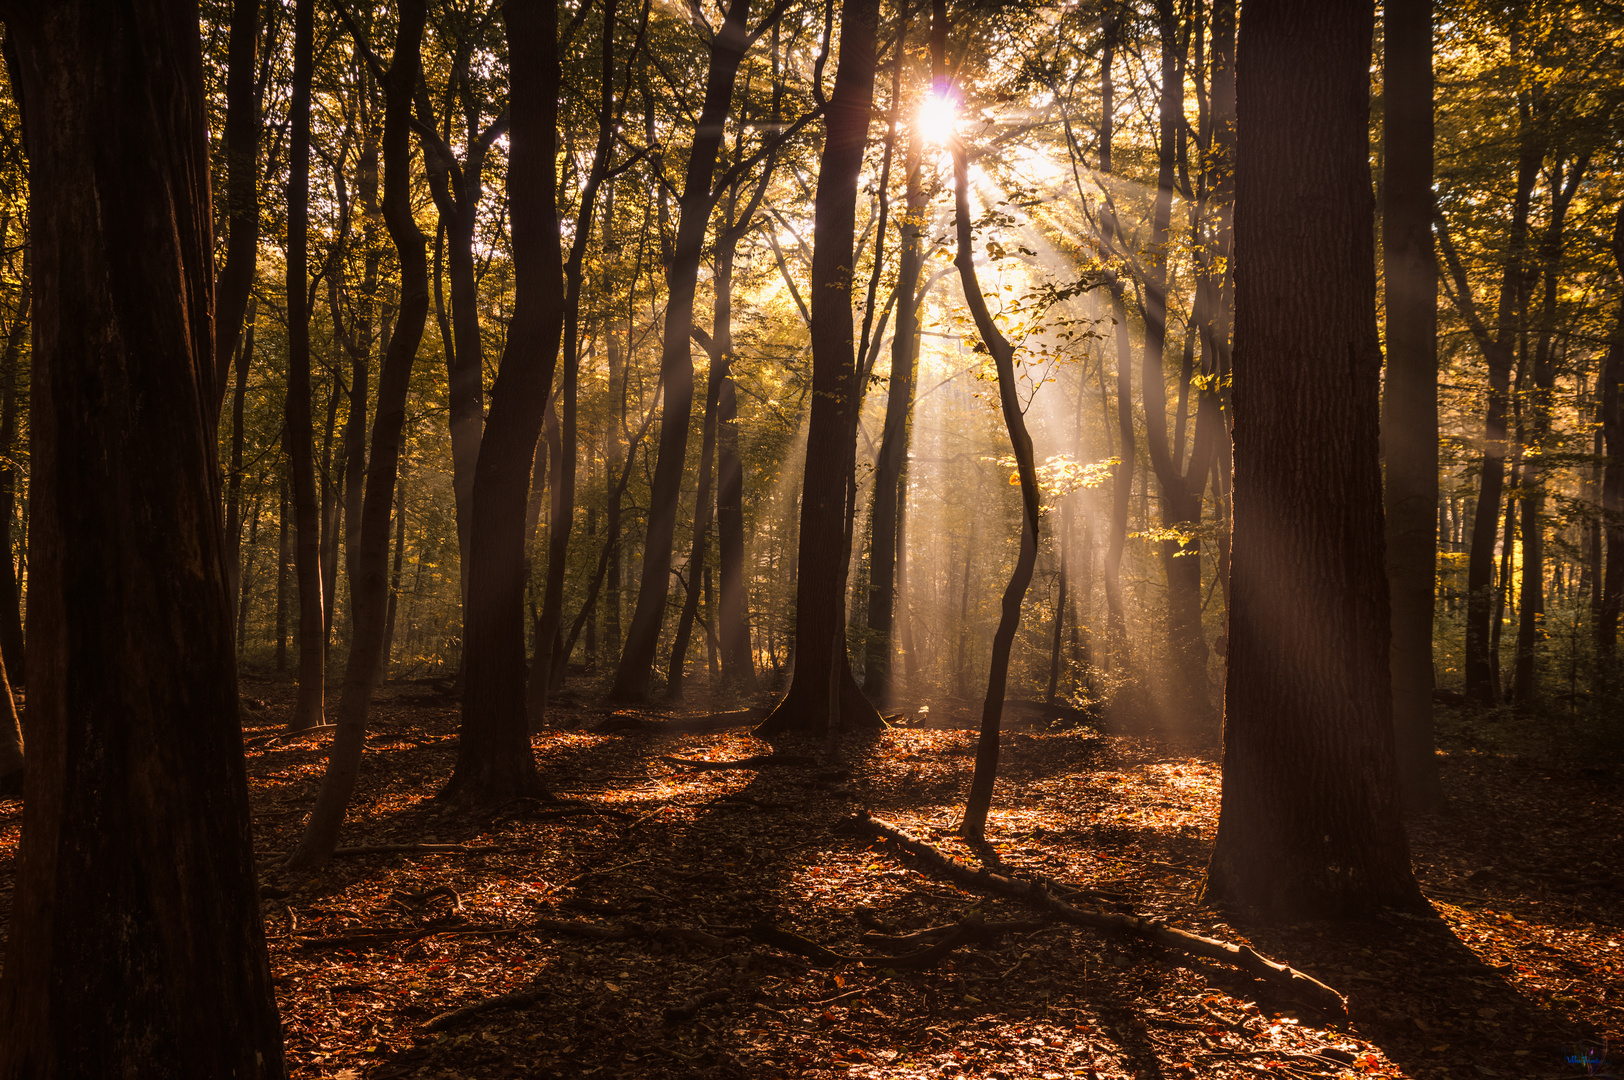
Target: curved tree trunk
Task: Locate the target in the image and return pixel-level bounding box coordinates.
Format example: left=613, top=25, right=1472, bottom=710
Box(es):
left=286, top=0, right=433, bottom=870
left=442, top=0, right=563, bottom=803
left=0, top=1, right=285, bottom=1071
left=1201, top=0, right=1423, bottom=918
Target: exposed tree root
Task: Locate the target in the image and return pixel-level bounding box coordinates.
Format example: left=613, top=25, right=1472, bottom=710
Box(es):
left=423, top=990, right=549, bottom=1032
left=848, top=809, right=1348, bottom=1016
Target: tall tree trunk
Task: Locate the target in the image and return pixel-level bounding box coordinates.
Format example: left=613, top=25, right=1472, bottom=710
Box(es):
left=212, top=0, right=261, bottom=421
left=0, top=270, right=29, bottom=684
left=224, top=296, right=256, bottom=645
left=864, top=123, right=926, bottom=705
left=287, top=0, right=433, bottom=870
left=1201, top=0, right=1423, bottom=918
left=1380, top=0, right=1443, bottom=810
left=238, top=494, right=261, bottom=653
left=283, top=0, right=324, bottom=730
left=342, top=104, right=382, bottom=626
left=1598, top=201, right=1624, bottom=654
left=276, top=480, right=290, bottom=670
left=756, top=0, right=884, bottom=737
left=0, top=1, right=285, bottom=1071
left=0, top=653, right=19, bottom=799
left=943, top=0, right=1043, bottom=843
left=381, top=460, right=410, bottom=680
left=1513, top=153, right=1587, bottom=705
left=442, top=0, right=563, bottom=803
left=610, top=0, right=753, bottom=702
left=1098, top=19, right=1135, bottom=673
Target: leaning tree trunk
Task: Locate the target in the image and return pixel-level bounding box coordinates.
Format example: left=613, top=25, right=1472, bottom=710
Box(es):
left=0, top=1, right=286, bottom=1073
left=442, top=0, right=562, bottom=803
left=1380, top=0, right=1443, bottom=810
left=284, top=0, right=325, bottom=731
left=1201, top=0, right=1424, bottom=919
left=610, top=0, right=753, bottom=703
left=756, top=0, right=884, bottom=737
left=286, top=0, right=433, bottom=870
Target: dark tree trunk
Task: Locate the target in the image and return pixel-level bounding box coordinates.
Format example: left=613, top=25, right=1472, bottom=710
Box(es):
left=224, top=296, right=256, bottom=643
left=1201, top=0, right=1423, bottom=918
left=0, top=1, right=285, bottom=1072
left=442, top=0, right=562, bottom=803
left=212, top=0, right=261, bottom=420
left=237, top=493, right=261, bottom=653
left=341, top=105, right=382, bottom=628
left=284, top=0, right=325, bottom=730
left=1380, top=0, right=1443, bottom=810
left=287, top=0, right=433, bottom=870
left=864, top=124, right=926, bottom=705
left=0, top=653, right=18, bottom=800
left=276, top=480, right=290, bottom=669
left=1098, top=21, right=1135, bottom=672
left=756, top=0, right=884, bottom=737
left=610, top=0, right=753, bottom=702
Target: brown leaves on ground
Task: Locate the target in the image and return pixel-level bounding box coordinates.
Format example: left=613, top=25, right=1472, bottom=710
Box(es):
left=0, top=679, right=1618, bottom=1080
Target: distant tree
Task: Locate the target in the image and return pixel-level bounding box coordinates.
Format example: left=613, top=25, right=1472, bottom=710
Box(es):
left=0, top=0, right=285, bottom=1072
left=1201, top=0, right=1424, bottom=917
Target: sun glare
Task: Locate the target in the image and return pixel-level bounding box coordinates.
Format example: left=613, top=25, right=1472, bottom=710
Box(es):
left=916, top=91, right=958, bottom=146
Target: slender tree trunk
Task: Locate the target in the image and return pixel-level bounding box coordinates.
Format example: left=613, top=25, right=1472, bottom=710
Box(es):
left=442, top=0, right=562, bottom=803
left=318, top=369, right=342, bottom=646
left=945, top=0, right=1042, bottom=843
left=238, top=495, right=261, bottom=653
left=381, top=457, right=410, bottom=680
left=0, top=652, right=19, bottom=799
left=224, top=297, right=256, bottom=641
left=865, top=124, right=926, bottom=704
left=1201, top=0, right=1423, bottom=918
left=276, top=481, right=290, bottom=669
left=284, top=0, right=325, bottom=730
left=1598, top=202, right=1624, bottom=654
left=1380, top=0, right=1443, bottom=810
left=610, top=0, right=753, bottom=702
left=1098, top=20, right=1135, bottom=673
left=0, top=273, right=29, bottom=684
left=342, top=111, right=382, bottom=625
left=756, top=0, right=884, bottom=736
left=0, top=2, right=286, bottom=1070
left=213, top=0, right=261, bottom=421
left=287, top=0, right=433, bottom=870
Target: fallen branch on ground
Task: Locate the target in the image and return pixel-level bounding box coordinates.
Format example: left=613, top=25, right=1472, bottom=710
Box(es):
left=248, top=724, right=337, bottom=748
left=849, top=810, right=1348, bottom=1016
left=424, top=989, right=548, bottom=1032
left=660, top=754, right=816, bottom=771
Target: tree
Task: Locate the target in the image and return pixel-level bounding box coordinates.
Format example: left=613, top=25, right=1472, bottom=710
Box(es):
left=1201, top=0, right=1424, bottom=917
left=1381, top=0, right=1444, bottom=810
left=0, top=0, right=285, bottom=1072
left=757, top=0, right=885, bottom=738
left=442, top=0, right=563, bottom=803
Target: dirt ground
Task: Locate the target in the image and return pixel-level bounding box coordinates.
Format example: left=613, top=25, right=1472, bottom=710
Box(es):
left=0, top=674, right=1619, bottom=1079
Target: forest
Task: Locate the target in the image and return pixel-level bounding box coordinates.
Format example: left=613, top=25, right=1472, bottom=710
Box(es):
left=0, top=0, right=1620, bottom=1077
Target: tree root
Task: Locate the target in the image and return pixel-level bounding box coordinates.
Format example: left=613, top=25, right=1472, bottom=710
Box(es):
left=848, top=809, right=1348, bottom=1016
left=423, top=989, right=548, bottom=1032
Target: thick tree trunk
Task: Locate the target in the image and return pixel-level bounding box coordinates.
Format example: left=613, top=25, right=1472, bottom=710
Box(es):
left=610, top=0, right=752, bottom=702
left=1201, top=0, right=1424, bottom=918
left=284, top=0, right=325, bottom=730
left=0, top=2, right=285, bottom=1072
left=286, top=0, right=433, bottom=870
left=756, top=0, right=884, bottom=737
left=442, top=0, right=562, bottom=803
left=1380, top=0, right=1443, bottom=810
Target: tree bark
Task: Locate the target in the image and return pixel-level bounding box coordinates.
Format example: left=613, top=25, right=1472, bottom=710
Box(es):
left=610, top=0, right=753, bottom=702
left=1201, top=0, right=1424, bottom=918
left=756, top=0, right=885, bottom=737
left=0, top=1, right=285, bottom=1071
left=1598, top=202, right=1624, bottom=654
left=284, top=0, right=325, bottom=730
left=286, top=0, right=433, bottom=870
left=1380, top=0, right=1443, bottom=810
left=442, top=0, right=562, bottom=803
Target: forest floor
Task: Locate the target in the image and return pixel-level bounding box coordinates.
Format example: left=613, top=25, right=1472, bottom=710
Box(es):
left=0, top=675, right=1620, bottom=1080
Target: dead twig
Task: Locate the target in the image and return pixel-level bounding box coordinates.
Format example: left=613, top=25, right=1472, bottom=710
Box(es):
left=423, top=989, right=548, bottom=1032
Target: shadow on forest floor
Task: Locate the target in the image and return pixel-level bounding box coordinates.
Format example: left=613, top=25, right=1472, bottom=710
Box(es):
left=0, top=676, right=1618, bottom=1079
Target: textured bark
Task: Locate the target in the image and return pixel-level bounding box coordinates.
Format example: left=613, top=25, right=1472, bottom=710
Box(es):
left=610, top=0, right=752, bottom=702
left=287, top=0, right=432, bottom=870
left=1380, top=0, right=1443, bottom=811
left=0, top=1, right=285, bottom=1072
left=284, top=0, right=325, bottom=730
left=756, top=0, right=884, bottom=737
left=442, top=0, right=561, bottom=803
left=1202, top=0, right=1423, bottom=918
